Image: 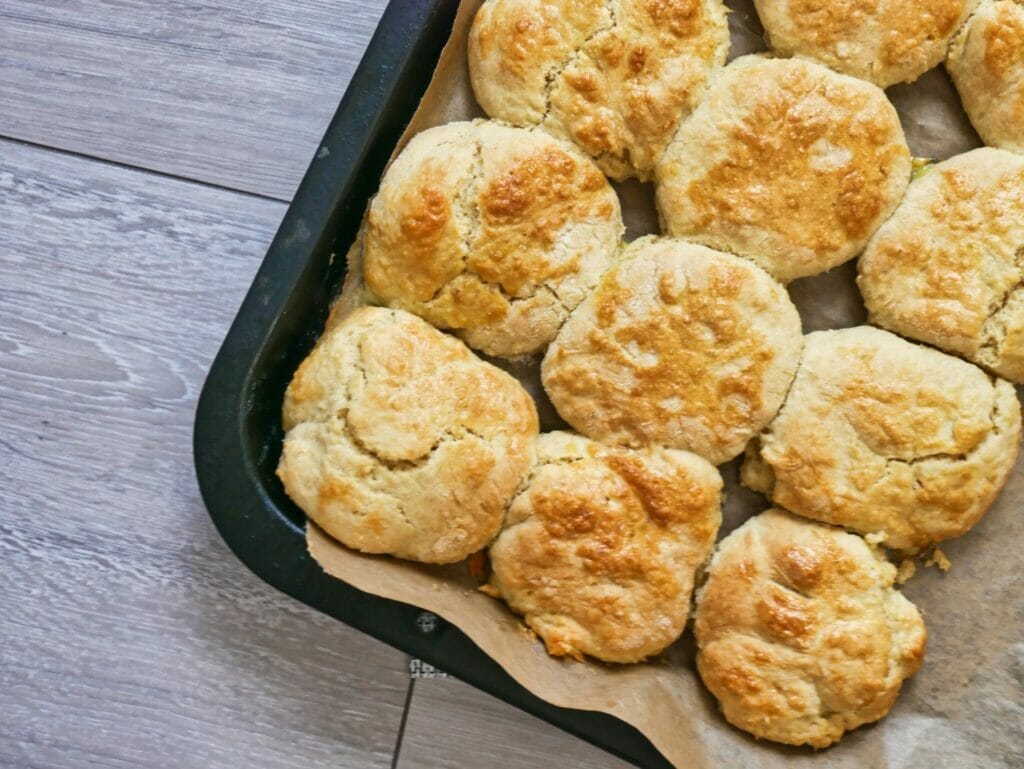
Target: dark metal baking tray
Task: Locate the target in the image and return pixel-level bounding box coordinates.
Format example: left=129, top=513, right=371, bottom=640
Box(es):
left=193, top=2, right=670, bottom=766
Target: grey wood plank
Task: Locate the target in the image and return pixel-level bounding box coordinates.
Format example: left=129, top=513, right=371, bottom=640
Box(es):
left=0, top=0, right=389, bottom=200
left=397, top=676, right=635, bottom=769
left=0, top=137, right=409, bottom=769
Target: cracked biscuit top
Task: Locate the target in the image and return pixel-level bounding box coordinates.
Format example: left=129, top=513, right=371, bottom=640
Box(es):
left=542, top=237, right=803, bottom=465
left=277, top=306, right=539, bottom=564
left=484, top=431, right=722, bottom=663
left=655, top=55, right=911, bottom=283
left=741, top=326, right=1022, bottom=551
left=694, top=508, right=926, bottom=748
left=858, top=148, right=1024, bottom=382
left=363, top=120, right=623, bottom=358
left=467, top=0, right=730, bottom=181
left=947, top=0, right=1024, bottom=156
left=753, top=0, right=978, bottom=88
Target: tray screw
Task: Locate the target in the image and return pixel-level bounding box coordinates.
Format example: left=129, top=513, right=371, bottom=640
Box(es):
left=414, top=611, right=442, bottom=635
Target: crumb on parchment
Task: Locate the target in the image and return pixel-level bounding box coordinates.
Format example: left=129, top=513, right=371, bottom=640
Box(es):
left=911, top=156, right=935, bottom=180
left=896, top=559, right=917, bottom=584
left=467, top=550, right=489, bottom=580
left=925, top=547, right=951, bottom=572
left=866, top=531, right=887, bottom=546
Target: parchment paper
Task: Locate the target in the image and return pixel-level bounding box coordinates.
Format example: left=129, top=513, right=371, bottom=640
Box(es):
left=311, top=2, right=1024, bottom=766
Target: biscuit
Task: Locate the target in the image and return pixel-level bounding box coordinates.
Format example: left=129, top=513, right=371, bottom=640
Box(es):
left=468, top=0, right=730, bottom=181
left=742, top=326, right=1021, bottom=551
left=947, top=0, right=1024, bottom=155
left=655, top=55, right=911, bottom=282
left=485, top=431, right=722, bottom=663
left=694, top=508, right=926, bottom=748
left=363, top=120, right=622, bottom=359
left=277, top=307, right=539, bottom=564
left=858, top=148, right=1024, bottom=382
left=753, top=0, right=978, bottom=87
left=541, top=237, right=802, bottom=464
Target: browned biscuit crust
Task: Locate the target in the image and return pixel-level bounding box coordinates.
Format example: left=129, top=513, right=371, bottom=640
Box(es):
left=695, top=509, right=926, bottom=748
left=468, top=0, right=730, bottom=180
left=364, top=120, right=622, bottom=358
left=858, top=148, right=1024, bottom=382
left=742, top=326, right=1021, bottom=550
left=947, top=0, right=1024, bottom=155
left=278, top=307, right=539, bottom=563
left=656, top=55, right=911, bottom=282
left=542, top=236, right=802, bottom=464
left=754, top=0, right=978, bottom=87
left=486, top=431, right=722, bottom=663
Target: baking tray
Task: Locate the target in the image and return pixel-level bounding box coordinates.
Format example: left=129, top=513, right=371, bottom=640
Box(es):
left=192, top=2, right=669, bottom=766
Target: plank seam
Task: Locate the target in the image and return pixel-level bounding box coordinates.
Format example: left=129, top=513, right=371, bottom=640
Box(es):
left=390, top=676, right=416, bottom=769
left=0, top=134, right=290, bottom=204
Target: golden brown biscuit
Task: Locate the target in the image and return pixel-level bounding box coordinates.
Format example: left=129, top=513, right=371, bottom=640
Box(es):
left=858, top=148, right=1024, bottom=382
left=754, top=0, right=978, bottom=87
left=694, top=509, right=926, bottom=748
left=485, top=431, right=722, bottom=663
left=277, top=307, right=539, bottom=564
left=364, top=120, right=622, bottom=359
left=542, top=236, right=803, bottom=464
left=655, top=55, right=911, bottom=282
left=468, top=0, right=730, bottom=181
left=742, top=326, right=1021, bottom=551
left=947, top=0, right=1024, bottom=155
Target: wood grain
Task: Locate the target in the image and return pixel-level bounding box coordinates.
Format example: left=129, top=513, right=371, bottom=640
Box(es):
left=0, top=137, right=410, bottom=768
left=397, top=677, right=635, bottom=769
left=0, top=0, right=389, bottom=200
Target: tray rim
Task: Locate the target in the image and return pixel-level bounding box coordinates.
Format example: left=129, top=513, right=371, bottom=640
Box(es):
left=192, top=2, right=672, bottom=767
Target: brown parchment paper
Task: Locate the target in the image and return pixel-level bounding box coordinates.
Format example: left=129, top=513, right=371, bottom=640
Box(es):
left=310, top=2, right=1024, bottom=766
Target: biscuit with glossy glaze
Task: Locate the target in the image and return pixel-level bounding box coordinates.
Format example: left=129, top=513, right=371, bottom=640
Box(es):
left=858, top=148, right=1024, bottom=382
left=656, top=55, right=911, bottom=282
left=695, top=508, right=926, bottom=748
left=742, top=326, right=1021, bottom=550
left=364, top=120, right=622, bottom=358
left=947, top=0, right=1024, bottom=155
left=485, top=431, right=722, bottom=663
left=277, top=307, right=539, bottom=564
left=542, top=236, right=802, bottom=464
left=468, top=0, right=730, bottom=181
left=754, top=0, right=978, bottom=87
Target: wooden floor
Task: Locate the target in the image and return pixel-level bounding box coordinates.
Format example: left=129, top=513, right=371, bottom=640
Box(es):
left=0, top=3, right=631, bottom=767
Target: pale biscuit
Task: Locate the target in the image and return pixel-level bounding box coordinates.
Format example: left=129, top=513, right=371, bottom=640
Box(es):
left=742, top=326, right=1021, bottom=551
left=947, top=0, right=1024, bottom=155
left=858, top=148, right=1024, bottom=382
left=277, top=307, right=539, bottom=564
left=694, top=509, right=926, bottom=748
left=363, top=120, right=622, bottom=359
left=485, top=431, right=722, bottom=663
left=754, top=0, right=978, bottom=87
left=542, top=237, right=802, bottom=465
left=468, top=0, right=730, bottom=181
left=655, top=55, right=911, bottom=282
